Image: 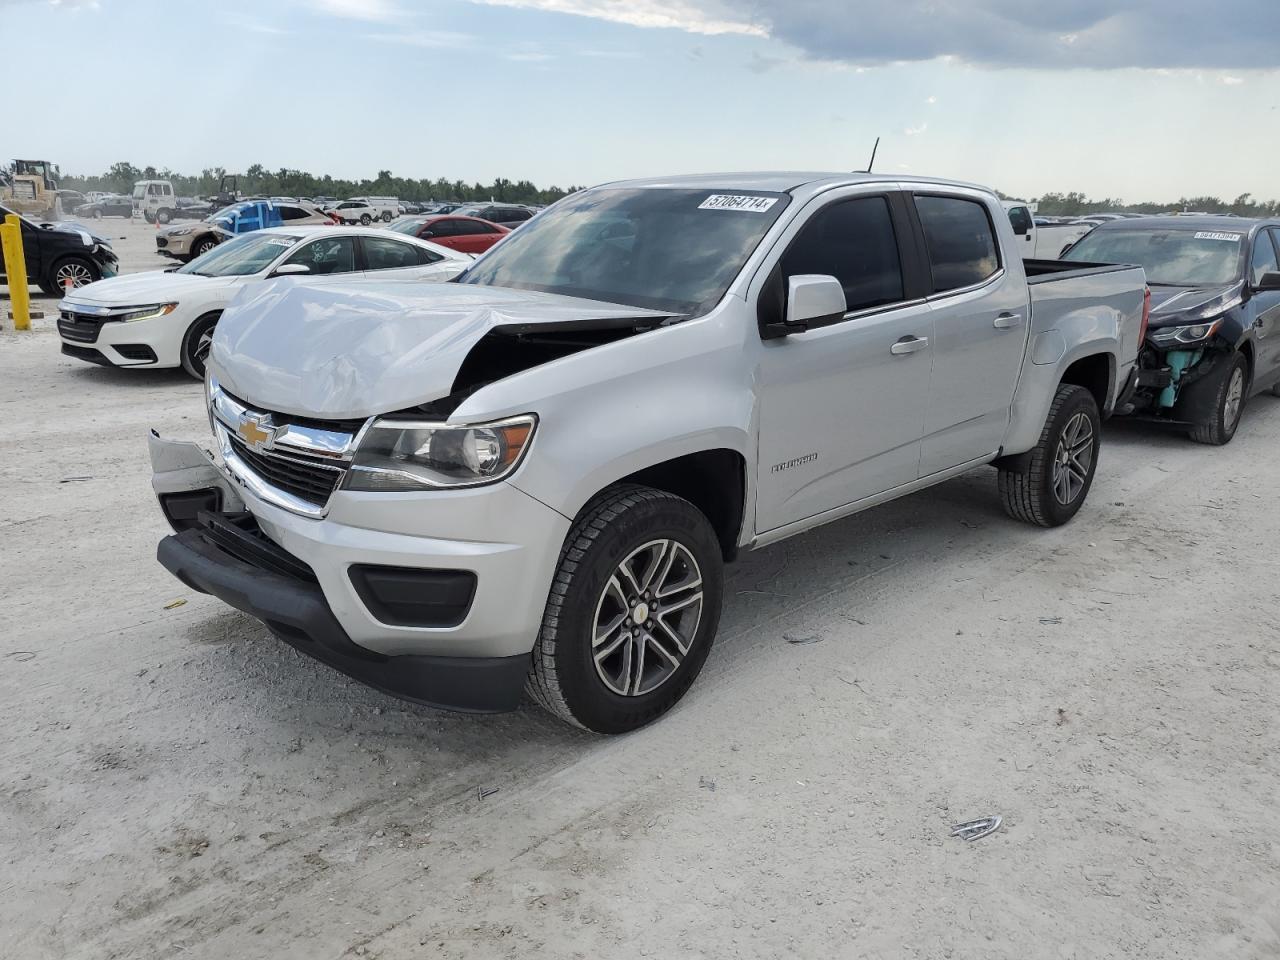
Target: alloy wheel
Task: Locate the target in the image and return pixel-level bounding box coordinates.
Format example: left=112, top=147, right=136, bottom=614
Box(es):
left=1051, top=411, right=1094, bottom=506
left=55, top=262, right=94, bottom=288
left=592, top=539, right=704, bottom=697
left=1224, top=367, right=1245, bottom=429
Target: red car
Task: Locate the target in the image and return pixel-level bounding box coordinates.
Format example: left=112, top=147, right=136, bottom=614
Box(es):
left=389, top=214, right=510, bottom=255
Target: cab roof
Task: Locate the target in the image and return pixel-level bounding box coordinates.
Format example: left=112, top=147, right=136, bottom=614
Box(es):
left=599, top=171, right=993, bottom=197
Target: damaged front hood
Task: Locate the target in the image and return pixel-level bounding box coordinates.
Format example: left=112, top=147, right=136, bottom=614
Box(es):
left=209, top=280, right=670, bottom=420
left=1147, top=281, right=1243, bottom=329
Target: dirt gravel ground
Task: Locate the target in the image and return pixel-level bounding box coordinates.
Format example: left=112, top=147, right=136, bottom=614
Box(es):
left=2, top=225, right=1280, bottom=959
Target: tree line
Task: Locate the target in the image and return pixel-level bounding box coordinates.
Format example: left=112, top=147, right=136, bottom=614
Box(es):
left=1026, top=191, right=1280, bottom=218
left=47, top=163, right=1280, bottom=217
left=56, top=161, right=582, bottom=205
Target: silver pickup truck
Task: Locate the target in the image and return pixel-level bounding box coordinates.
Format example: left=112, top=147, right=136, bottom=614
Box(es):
left=150, top=172, right=1148, bottom=734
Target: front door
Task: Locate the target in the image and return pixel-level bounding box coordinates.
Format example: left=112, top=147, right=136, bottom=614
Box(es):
left=1249, top=228, right=1280, bottom=387
left=912, top=193, right=1029, bottom=476
left=754, top=192, right=935, bottom=532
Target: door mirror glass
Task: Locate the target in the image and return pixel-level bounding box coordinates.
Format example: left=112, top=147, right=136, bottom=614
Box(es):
left=272, top=262, right=311, bottom=276
left=787, top=274, right=847, bottom=328
left=1255, top=271, right=1280, bottom=292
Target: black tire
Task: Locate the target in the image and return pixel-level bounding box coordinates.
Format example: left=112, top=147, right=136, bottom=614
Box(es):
left=191, top=236, right=218, bottom=259
left=156, top=208, right=171, bottom=225
left=143, top=210, right=155, bottom=224
left=527, top=485, right=724, bottom=734
left=47, top=256, right=99, bottom=293
left=999, top=383, right=1101, bottom=527
left=1271, top=380, right=1280, bottom=399
left=360, top=213, right=372, bottom=225
left=180, top=312, right=220, bottom=380
left=93, top=209, right=103, bottom=220
left=381, top=210, right=393, bottom=222
left=1184, top=351, right=1249, bottom=445
left=38, top=280, right=59, bottom=297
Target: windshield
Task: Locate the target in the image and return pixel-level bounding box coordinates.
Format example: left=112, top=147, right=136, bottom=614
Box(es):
left=389, top=218, right=425, bottom=235
left=457, top=187, right=791, bottom=314
left=177, top=232, right=299, bottom=277
left=1065, top=227, right=1246, bottom=286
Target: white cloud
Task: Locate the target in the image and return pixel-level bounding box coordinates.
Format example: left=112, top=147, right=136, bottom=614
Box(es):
left=458, top=0, right=764, bottom=36
left=315, top=0, right=402, bottom=22
left=1220, top=75, right=1244, bottom=85
left=904, top=123, right=927, bottom=136
left=925, top=95, right=936, bottom=104
left=367, top=30, right=473, bottom=47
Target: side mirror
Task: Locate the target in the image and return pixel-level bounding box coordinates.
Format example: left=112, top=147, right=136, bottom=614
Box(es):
left=272, top=262, right=311, bottom=277
left=785, top=275, right=847, bottom=331
left=1254, top=271, right=1280, bottom=293
left=420, top=230, right=434, bottom=238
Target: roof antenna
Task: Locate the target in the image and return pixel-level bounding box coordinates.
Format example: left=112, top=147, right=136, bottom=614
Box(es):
left=864, top=136, right=881, bottom=173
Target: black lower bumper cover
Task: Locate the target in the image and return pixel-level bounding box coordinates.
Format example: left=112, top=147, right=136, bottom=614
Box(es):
left=156, top=519, right=529, bottom=714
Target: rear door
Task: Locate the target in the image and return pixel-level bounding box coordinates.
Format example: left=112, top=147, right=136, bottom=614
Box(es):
left=912, top=192, right=1030, bottom=476
left=753, top=190, right=935, bottom=532
left=1248, top=228, right=1280, bottom=386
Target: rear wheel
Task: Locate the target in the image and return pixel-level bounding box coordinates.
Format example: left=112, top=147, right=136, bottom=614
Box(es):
left=143, top=210, right=155, bottom=224
left=156, top=208, right=172, bottom=225
left=180, top=312, right=220, bottom=380
left=528, top=485, right=723, bottom=734
left=999, top=384, right=1100, bottom=527
left=381, top=210, right=393, bottom=222
left=1185, top=351, right=1249, bottom=445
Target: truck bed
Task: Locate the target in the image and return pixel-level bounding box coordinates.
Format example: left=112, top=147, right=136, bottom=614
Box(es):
left=1023, top=258, right=1142, bottom=284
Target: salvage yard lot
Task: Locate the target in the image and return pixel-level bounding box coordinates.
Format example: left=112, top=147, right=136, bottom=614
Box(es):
left=3, top=237, right=1279, bottom=957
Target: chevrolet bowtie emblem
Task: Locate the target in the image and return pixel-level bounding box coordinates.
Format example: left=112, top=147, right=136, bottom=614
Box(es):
left=236, top=415, right=274, bottom=450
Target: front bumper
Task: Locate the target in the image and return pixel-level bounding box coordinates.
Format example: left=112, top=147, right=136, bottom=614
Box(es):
left=158, top=512, right=529, bottom=712
left=57, top=299, right=189, bottom=368
left=149, top=433, right=570, bottom=706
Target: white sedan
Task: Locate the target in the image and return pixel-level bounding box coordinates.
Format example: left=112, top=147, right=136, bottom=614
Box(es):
left=57, top=226, right=471, bottom=380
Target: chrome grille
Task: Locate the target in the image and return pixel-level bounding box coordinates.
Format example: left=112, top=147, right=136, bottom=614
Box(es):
left=227, top=434, right=345, bottom=507
left=58, top=310, right=105, bottom=343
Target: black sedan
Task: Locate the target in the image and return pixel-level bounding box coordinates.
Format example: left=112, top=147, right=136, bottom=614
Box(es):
left=1064, top=216, right=1280, bottom=444
left=0, top=202, right=119, bottom=295
left=74, top=195, right=134, bottom=219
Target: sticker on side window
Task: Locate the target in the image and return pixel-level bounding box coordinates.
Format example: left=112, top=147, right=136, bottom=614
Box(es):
left=698, top=194, right=778, bottom=213
left=1194, top=232, right=1242, bottom=242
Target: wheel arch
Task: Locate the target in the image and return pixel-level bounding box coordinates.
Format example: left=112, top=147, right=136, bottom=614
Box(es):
left=616, top=449, right=747, bottom=562
left=1059, top=351, right=1114, bottom=414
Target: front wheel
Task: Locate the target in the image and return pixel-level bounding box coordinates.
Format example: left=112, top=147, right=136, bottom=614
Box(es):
left=156, top=208, right=172, bottom=225
left=190, top=236, right=218, bottom=258
left=527, top=485, right=724, bottom=734
left=1185, top=351, right=1249, bottom=445
left=48, top=256, right=99, bottom=293
left=180, top=312, right=220, bottom=380
left=360, top=213, right=372, bottom=225
left=999, top=383, right=1100, bottom=527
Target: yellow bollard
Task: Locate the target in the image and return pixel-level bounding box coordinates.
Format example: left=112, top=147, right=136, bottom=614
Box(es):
left=1, top=214, right=31, bottom=331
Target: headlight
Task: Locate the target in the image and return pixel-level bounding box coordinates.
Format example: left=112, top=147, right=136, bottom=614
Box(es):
left=118, top=303, right=178, bottom=322
left=1148, top=318, right=1223, bottom=347
left=344, top=415, right=537, bottom=491
left=168, top=226, right=195, bottom=237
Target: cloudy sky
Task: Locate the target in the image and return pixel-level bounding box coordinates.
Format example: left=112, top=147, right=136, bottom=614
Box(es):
left=3, top=0, right=1276, bottom=200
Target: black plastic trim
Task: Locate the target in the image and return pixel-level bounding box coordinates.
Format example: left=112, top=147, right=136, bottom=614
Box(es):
left=156, top=515, right=527, bottom=713
left=348, top=565, right=477, bottom=628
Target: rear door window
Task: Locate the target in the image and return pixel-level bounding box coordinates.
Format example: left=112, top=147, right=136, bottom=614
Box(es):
left=362, top=236, right=426, bottom=271
left=279, top=206, right=311, bottom=221
left=915, top=195, right=1001, bottom=293
left=282, top=236, right=357, bottom=275
left=780, top=196, right=905, bottom=313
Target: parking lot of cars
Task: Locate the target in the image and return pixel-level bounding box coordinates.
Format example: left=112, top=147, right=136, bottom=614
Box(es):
left=3, top=181, right=1280, bottom=956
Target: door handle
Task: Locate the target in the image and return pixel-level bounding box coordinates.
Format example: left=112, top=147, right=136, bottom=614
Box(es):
left=993, top=313, right=1023, bottom=329
left=890, top=335, right=929, bottom=355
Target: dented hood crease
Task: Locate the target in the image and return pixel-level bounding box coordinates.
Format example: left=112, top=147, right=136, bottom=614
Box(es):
left=208, top=280, right=669, bottom=420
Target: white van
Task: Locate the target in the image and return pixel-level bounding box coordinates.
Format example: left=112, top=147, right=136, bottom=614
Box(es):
left=133, top=180, right=176, bottom=224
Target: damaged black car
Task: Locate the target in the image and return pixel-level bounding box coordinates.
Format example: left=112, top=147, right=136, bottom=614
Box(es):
left=1064, top=216, right=1280, bottom=444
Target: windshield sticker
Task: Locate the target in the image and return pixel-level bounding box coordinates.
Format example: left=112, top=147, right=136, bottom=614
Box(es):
left=1194, top=232, right=1242, bottom=242
left=698, top=194, right=778, bottom=213
left=265, top=237, right=298, bottom=247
